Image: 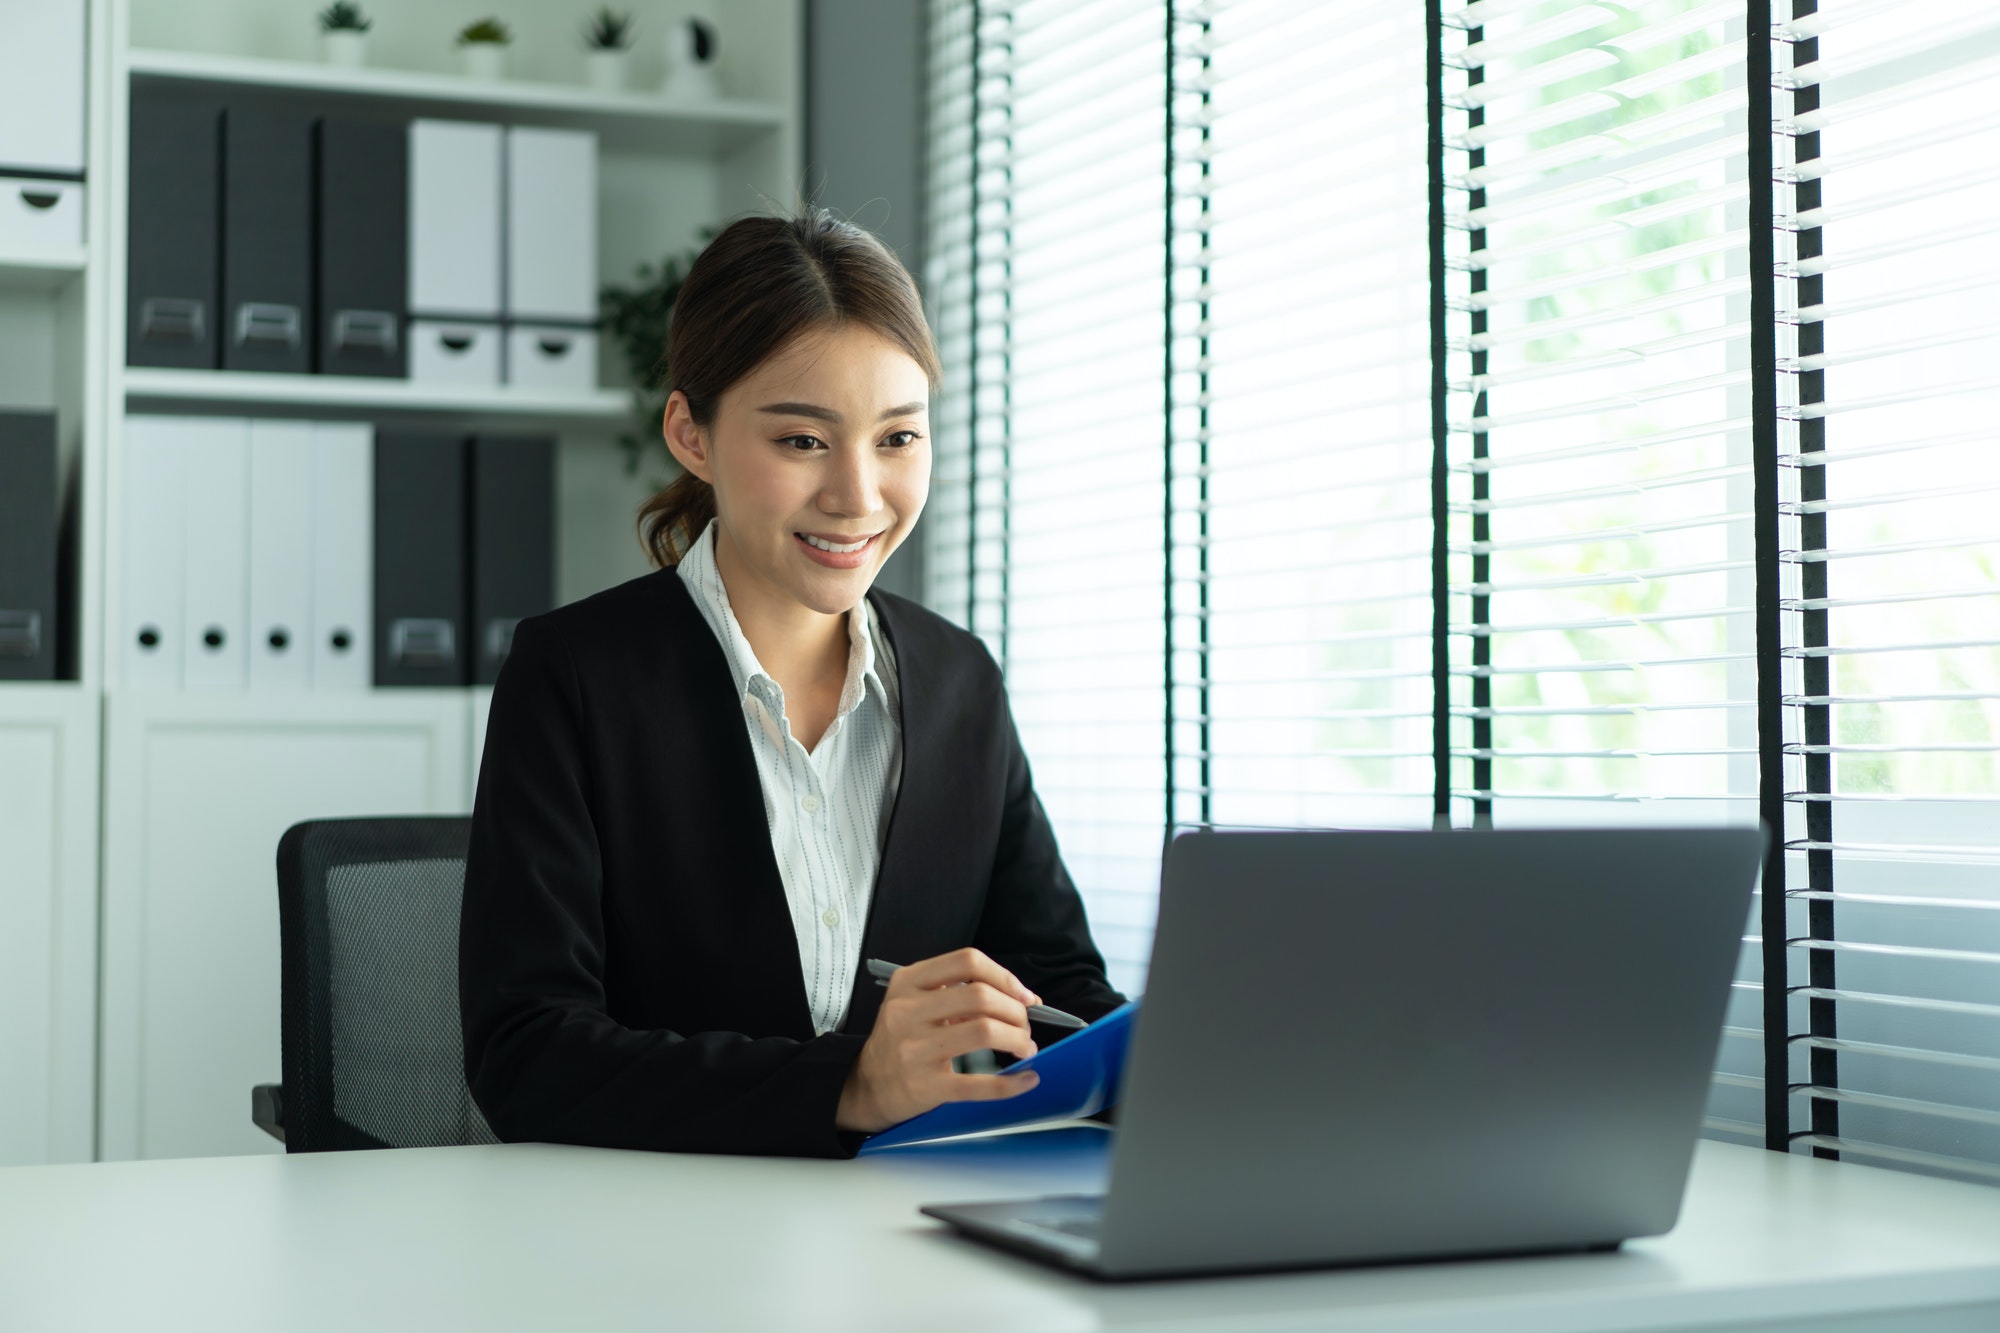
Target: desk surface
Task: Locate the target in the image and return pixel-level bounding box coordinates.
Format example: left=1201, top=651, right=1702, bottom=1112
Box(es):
left=5, top=1129, right=2000, bottom=1332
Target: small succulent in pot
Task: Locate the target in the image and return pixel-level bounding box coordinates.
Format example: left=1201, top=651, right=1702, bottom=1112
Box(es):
left=456, top=17, right=512, bottom=78
left=317, top=2, right=372, bottom=32
left=456, top=17, right=513, bottom=45
left=582, top=7, right=636, bottom=90
left=317, top=2, right=372, bottom=67
left=584, top=7, right=636, bottom=51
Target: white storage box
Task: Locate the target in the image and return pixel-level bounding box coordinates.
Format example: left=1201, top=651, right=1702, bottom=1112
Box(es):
left=0, top=179, right=83, bottom=252
left=506, top=325, right=598, bottom=392
left=0, top=0, right=85, bottom=175
left=408, top=321, right=501, bottom=387
left=505, top=127, right=597, bottom=323
left=408, top=120, right=502, bottom=319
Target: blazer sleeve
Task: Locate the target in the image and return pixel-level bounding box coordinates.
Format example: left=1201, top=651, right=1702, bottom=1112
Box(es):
left=971, top=686, right=1131, bottom=1039
left=459, top=617, right=867, bottom=1158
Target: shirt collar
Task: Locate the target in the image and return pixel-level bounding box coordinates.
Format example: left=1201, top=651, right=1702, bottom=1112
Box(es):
left=677, top=519, right=889, bottom=722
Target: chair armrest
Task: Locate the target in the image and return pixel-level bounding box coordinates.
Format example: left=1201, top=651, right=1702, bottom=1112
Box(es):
left=252, top=1083, right=286, bottom=1143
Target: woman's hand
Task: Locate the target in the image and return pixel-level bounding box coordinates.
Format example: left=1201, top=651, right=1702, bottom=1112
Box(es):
left=835, top=947, right=1043, bottom=1133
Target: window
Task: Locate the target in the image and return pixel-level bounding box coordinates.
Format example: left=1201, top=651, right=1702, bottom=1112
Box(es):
left=1773, top=0, right=2000, bottom=1182
left=921, top=0, right=2000, bottom=1182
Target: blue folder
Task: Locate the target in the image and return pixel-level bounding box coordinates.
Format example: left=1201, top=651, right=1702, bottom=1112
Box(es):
left=858, top=1002, right=1138, bottom=1153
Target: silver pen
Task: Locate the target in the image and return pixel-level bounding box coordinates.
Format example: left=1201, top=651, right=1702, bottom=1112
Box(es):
left=864, top=957, right=1088, bottom=1029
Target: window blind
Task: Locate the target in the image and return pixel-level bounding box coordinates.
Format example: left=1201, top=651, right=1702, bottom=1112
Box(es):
left=1436, top=0, right=1764, bottom=1143
left=1185, top=0, right=1435, bottom=858
left=1773, top=0, right=2000, bottom=1184
left=925, top=0, right=1170, bottom=995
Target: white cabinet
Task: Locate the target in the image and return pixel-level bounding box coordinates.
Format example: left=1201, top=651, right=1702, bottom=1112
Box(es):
left=99, top=693, right=469, bottom=1161
left=0, top=688, right=99, bottom=1166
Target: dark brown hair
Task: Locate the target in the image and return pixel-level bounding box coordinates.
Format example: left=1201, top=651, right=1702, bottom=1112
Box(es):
left=637, top=208, right=943, bottom=567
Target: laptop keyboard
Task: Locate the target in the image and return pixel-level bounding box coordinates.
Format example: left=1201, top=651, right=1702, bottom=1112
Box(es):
left=1037, top=1213, right=1101, bottom=1240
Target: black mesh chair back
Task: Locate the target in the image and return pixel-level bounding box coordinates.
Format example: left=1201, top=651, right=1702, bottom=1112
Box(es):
left=274, top=817, right=498, bottom=1152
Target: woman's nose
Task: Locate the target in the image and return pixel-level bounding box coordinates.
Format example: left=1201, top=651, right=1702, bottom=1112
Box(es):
left=819, top=443, right=883, bottom=517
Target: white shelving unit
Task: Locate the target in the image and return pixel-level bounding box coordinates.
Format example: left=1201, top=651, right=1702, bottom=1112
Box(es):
left=124, top=46, right=788, bottom=152
left=33, top=0, right=806, bottom=1164
left=122, top=367, right=629, bottom=421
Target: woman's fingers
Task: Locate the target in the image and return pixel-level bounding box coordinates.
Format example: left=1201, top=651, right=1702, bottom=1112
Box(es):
left=891, top=947, right=1040, bottom=1007
left=950, top=1071, right=1042, bottom=1102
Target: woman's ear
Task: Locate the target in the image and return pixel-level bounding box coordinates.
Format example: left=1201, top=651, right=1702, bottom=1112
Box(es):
left=663, top=390, right=714, bottom=482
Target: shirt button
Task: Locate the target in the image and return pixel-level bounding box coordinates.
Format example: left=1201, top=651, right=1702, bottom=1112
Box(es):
left=822, top=908, right=840, bottom=927
left=800, top=793, right=821, bottom=814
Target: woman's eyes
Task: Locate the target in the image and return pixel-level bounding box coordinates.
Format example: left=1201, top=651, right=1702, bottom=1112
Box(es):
left=776, top=431, right=923, bottom=452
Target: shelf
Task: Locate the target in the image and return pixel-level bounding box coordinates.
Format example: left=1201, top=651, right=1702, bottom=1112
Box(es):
left=125, top=48, right=785, bottom=153
left=122, top=368, right=630, bottom=424
left=0, top=250, right=87, bottom=292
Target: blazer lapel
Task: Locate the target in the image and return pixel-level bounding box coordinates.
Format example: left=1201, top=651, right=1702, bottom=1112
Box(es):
left=847, top=593, right=937, bottom=1032
left=654, top=571, right=816, bottom=1036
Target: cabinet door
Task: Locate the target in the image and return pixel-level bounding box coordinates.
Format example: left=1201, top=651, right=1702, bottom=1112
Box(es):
left=100, top=693, right=470, bottom=1161
left=0, top=690, right=99, bottom=1166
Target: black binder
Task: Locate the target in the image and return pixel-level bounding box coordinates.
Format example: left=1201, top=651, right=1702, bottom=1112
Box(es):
left=316, top=116, right=408, bottom=378
left=469, top=434, right=556, bottom=685
left=221, top=105, right=315, bottom=374
left=0, top=410, right=59, bottom=681
left=373, top=428, right=467, bottom=687
left=126, top=93, right=220, bottom=369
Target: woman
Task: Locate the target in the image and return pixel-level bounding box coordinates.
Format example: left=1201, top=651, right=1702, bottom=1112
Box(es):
left=459, top=210, right=1127, bottom=1158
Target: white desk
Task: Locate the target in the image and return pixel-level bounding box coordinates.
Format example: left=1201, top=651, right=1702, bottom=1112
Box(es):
left=3, top=1128, right=1999, bottom=1332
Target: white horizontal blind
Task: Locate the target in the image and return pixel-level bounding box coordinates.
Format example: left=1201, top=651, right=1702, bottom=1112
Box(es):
left=922, top=0, right=977, bottom=633
left=1774, top=0, right=2000, bottom=1184
left=1182, top=0, right=1435, bottom=854
left=1438, top=0, right=1764, bottom=1143
left=926, top=0, right=1170, bottom=995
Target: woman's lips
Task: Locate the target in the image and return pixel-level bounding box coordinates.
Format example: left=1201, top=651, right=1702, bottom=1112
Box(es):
left=793, top=530, right=882, bottom=569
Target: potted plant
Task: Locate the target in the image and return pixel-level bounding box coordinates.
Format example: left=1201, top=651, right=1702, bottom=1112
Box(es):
left=317, top=2, right=372, bottom=68
left=600, top=244, right=705, bottom=479
left=456, top=17, right=512, bottom=80
left=583, top=8, right=636, bottom=93
left=659, top=17, right=721, bottom=101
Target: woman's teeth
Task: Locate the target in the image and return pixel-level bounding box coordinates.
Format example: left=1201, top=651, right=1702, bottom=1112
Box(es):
left=802, top=534, right=871, bottom=554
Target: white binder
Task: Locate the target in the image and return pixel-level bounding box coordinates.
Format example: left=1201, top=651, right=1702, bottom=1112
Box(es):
left=180, top=417, right=250, bottom=691
left=505, top=127, right=598, bottom=323
left=0, top=0, right=86, bottom=176
left=408, top=120, right=503, bottom=320
left=246, top=419, right=314, bottom=691
left=121, top=416, right=188, bottom=691
left=309, top=422, right=373, bottom=690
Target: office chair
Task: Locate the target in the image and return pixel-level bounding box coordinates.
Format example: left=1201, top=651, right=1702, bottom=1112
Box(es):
left=253, top=817, right=499, bottom=1151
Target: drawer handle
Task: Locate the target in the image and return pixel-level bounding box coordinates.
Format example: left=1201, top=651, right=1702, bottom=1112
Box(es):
left=390, top=618, right=457, bottom=668
left=139, top=298, right=205, bottom=344
left=0, top=609, right=41, bottom=658
left=332, top=310, right=398, bottom=355
left=537, top=336, right=572, bottom=358
left=440, top=333, right=474, bottom=353
left=20, top=190, right=61, bottom=210
left=234, top=303, right=302, bottom=350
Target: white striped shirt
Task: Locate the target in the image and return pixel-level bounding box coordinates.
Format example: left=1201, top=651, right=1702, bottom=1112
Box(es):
left=676, top=520, right=902, bottom=1037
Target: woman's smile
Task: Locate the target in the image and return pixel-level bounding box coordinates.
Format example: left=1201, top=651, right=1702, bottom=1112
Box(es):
left=795, top=530, right=883, bottom=568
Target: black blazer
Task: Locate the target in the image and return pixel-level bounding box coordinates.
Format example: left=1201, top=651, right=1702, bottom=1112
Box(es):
left=460, top=568, right=1127, bottom=1158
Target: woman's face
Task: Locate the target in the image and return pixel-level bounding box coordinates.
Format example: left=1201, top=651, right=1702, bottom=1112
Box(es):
left=666, top=323, right=932, bottom=618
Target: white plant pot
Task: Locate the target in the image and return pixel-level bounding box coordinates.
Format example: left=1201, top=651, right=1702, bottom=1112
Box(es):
left=659, top=18, right=722, bottom=102
left=585, top=49, right=629, bottom=93
left=458, top=43, right=507, bottom=80
left=320, top=30, right=367, bottom=68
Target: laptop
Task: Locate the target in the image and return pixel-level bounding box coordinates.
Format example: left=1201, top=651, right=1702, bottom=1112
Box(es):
left=920, top=825, right=1764, bottom=1280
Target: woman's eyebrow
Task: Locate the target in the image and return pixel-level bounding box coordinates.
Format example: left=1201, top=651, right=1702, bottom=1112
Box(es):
left=757, top=401, right=928, bottom=423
